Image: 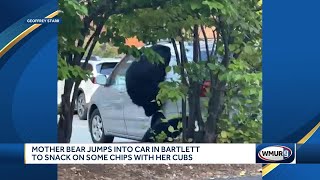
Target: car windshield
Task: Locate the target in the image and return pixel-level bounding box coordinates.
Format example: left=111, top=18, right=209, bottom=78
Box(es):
left=98, top=62, right=118, bottom=75
left=179, top=50, right=210, bottom=61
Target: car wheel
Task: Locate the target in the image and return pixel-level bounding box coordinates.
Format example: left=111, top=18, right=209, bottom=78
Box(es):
left=77, top=93, right=88, bottom=120
left=89, top=109, right=114, bottom=143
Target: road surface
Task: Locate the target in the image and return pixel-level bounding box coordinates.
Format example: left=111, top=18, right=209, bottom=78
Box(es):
left=70, top=115, right=137, bottom=143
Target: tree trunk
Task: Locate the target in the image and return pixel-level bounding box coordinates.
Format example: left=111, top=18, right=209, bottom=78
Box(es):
left=57, top=22, right=103, bottom=143
left=179, top=40, right=189, bottom=142
left=187, top=85, right=196, bottom=142
left=192, top=82, right=206, bottom=142
left=204, top=82, right=225, bottom=143
left=203, top=19, right=230, bottom=143
left=188, top=82, right=204, bottom=143
left=188, top=25, right=205, bottom=143
left=58, top=79, right=75, bottom=143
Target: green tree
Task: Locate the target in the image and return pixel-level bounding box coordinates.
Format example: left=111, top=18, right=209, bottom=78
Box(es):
left=110, top=0, right=262, bottom=143
left=58, top=0, right=172, bottom=143
left=58, top=0, right=262, bottom=143
left=58, top=0, right=126, bottom=143
left=92, top=42, right=120, bottom=58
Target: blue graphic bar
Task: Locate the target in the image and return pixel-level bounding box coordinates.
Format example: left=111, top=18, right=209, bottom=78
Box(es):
left=296, top=144, right=320, bottom=164
left=0, top=144, right=24, bottom=164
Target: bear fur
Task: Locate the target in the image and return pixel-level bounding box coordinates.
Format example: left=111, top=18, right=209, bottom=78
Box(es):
left=125, top=45, right=171, bottom=117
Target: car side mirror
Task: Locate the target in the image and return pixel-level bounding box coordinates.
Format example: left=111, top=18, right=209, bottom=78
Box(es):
left=95, top=75, right=108, bottom=86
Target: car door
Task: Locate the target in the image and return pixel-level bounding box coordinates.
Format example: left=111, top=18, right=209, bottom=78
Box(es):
left=123, top=94, right=151, bottom=139
left=120, top=57, right=152, bottom=139
left=94, top=58, right=132, bottom=135
left=94, top=83, right=126, bottom=134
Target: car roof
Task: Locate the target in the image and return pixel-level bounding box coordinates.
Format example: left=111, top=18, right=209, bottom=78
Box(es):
left=97, top=58, right=122, bottom=63
left=143, top=40, right=215, bottom=60
left=80, top=57, right=121, bottom=65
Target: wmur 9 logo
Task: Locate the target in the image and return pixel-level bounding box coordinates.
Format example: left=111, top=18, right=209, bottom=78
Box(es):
left=256, top=144, right=296, bottom=164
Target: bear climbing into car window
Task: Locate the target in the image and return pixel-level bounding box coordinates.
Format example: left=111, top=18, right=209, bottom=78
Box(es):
left=125, top=45, right=171, bottom=117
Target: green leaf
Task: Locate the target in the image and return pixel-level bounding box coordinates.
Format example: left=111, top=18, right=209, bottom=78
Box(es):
left=244, top=45, right=253, bottom=54
left=173, top=65, right=180, bottom=74
left=190, top=1, right=202, bottom=10
left=221, top=131, right=228, bottom=139
left=203, top=1, right=225, bottom=10
left=207, top=63, right=216, bottom=71
left=229, top=44, right=237, bottom=52
left=168, top=126, right=175, bottom=133
left=167, top=137, right=174, bottom=142
left=177, top=121, right=183, bottom=129
left=165, top=66, right=172, bottom=73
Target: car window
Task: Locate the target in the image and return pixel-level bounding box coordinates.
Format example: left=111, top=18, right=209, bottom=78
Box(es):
left=110, top=56, right=135, bottom=85
left=199, top=50, right=221, bottom=61
left=98, top=62, right=118, bottom=75
left=200, top=51, right=208, bottom=61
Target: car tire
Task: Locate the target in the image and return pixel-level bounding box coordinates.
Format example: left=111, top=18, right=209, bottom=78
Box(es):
left=89, top=109, right=114, bottom=143
left=77, top=93, right=88, bottom=120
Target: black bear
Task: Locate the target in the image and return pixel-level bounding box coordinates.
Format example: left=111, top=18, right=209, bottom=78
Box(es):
left=125, top=45, right=171, bottom=117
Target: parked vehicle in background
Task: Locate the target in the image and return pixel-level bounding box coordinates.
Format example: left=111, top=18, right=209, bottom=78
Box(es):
left=87, top=41, right=214, bottom=143
left=57, top=57, right=121, bottom=120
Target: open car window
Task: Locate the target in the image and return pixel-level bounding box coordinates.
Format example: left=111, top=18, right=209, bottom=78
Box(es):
left=98, top=62, right=118, bottom=75
left=110, top=56, right=135, bottom=85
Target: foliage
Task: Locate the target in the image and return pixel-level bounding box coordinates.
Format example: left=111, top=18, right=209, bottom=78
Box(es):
left=92, top=42, right=120, bottom=58
left=57, top=0, right=178, bottom=142
left=58, top=54, right=92, bottom=81
left=58, top=0, right=97, bottom=81
left=58, top=0, right=262, bottom=143
left=217, top=51, right=262, bottom=143
left=203, top=0, right=262, bottom=143
left=110, top=0, right=262, bottom=143
left=58, top=0, right=117, bottom=142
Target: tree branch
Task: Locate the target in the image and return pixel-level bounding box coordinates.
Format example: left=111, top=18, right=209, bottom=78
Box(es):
left=171, top=38, right=181, bottom=66
left=200, top=25, right=210, bottom=62
left=193, top=25, right=200, bottom=63
left=219, top=20, right=231, bottom=67
left=210, top=29, right=217, bottom=57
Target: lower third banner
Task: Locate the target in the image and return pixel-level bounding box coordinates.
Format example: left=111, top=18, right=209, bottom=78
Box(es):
left=22, top=143, right=302, bottom=164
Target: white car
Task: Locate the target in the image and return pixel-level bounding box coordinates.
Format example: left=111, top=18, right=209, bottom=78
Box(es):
left=57, top=58, right=121, bottom=120
left=87, top=41, right=213, bottom=143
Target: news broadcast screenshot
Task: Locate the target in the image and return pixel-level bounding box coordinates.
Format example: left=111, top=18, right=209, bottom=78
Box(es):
left=0, top=0, right=319, bottom=179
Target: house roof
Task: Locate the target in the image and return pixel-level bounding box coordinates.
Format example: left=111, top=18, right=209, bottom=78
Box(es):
left=125, top=37, right=145, bottom=47
left=124, top=27, right=217, bottom=47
